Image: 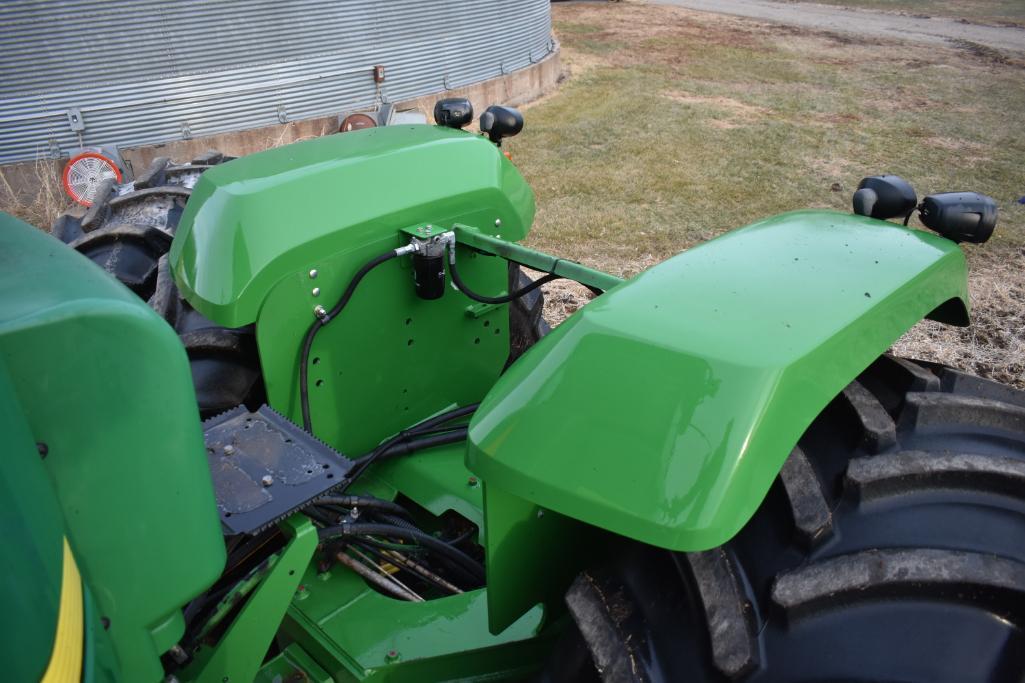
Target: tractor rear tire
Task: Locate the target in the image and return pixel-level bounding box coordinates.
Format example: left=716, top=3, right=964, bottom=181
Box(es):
left=558, top=355, right=1025, bottom=682
left=53, top=153, right=262, bottom=417
left=508, top=263, right=551, bottom=364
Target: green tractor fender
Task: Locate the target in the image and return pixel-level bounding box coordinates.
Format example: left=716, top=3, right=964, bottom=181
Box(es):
left=468, top=209, right=969, bottom=554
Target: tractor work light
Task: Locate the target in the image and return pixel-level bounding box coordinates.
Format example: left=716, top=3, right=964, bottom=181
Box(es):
left=852, top=175, right=917, bottom=220
left=918, top=192, right=998, bottom=244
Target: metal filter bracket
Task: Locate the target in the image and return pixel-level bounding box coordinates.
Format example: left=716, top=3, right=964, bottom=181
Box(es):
left=203, top=405, right=354, bottom=535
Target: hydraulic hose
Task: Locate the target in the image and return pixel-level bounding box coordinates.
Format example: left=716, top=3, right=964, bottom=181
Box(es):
left=300, top=248, right=405, bottom=433
left=339, top=405, right=477, bottom=493
left=354, top=428, right=468, bottom=464
left=316, top=495, right=411, bottom=518
left=318, top=522, right=486, bottom=584
left=449, top=256, right=562, bottom=305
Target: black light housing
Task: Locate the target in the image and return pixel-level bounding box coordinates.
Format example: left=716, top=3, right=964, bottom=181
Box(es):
left=434, top=98, right=473, bottom=129
left=479, top=105, right=523, bottom=145
left=852, top=175, right=917, bottom=220
left=919, top=192, right=998, bottom=244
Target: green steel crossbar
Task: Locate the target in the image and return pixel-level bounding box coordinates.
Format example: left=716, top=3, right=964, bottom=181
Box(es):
left=452, top=225, right=625, bottom=293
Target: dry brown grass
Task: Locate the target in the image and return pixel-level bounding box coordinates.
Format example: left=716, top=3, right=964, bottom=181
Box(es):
left=893, top=249, right=1025, bottom=386
left=0, top=158, right=74, bottom=229
left=512, top=0, right=1025, bottom=387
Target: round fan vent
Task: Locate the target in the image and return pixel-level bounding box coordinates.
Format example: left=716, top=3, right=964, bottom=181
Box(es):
left=62, top=151, right=123, bottom=205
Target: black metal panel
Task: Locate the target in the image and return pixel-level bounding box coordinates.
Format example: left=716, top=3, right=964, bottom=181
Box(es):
left=203, top=404, right=353, bottom=535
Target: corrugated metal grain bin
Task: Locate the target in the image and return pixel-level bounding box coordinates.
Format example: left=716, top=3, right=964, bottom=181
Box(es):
left=0, top=0, right=555, bottom=164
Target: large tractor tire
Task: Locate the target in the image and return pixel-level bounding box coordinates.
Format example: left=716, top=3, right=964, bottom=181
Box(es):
left=508, top=263, right=551, bottom=364
left=558, top=355, right=1025, bottom=682
left=53, top=153, right=264, bottom=417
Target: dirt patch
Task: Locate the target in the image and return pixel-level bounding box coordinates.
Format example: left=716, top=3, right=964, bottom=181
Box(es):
left=950, top=39, right=1023, bottom=67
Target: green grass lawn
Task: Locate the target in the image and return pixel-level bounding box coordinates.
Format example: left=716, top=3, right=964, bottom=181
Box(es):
left=509, top=1, right=1025, bottom=383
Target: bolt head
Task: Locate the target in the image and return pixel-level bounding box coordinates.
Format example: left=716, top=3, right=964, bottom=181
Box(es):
left=309, top=269, right=318, bottom=279
left=495, top=218, right=502, bottom=227
left=314, top=305, right=327, bottom=318
left=261, top=475, right=274, bottom=487
left=467, top=476, right=479, bottom=487
left=223, top=444, right=235, bottom=456
left=312, top=287, right=321, bottom=297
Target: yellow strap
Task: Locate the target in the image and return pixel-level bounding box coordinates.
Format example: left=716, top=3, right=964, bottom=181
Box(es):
left=41, top=539, right=83, bottom=683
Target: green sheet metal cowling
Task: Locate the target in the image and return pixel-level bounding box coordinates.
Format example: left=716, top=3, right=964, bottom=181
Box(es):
left=170, top=125, right=534, bottom=329
left=169, top=125, right=537, bottom=454
left=0, top=214, right=225, bottom=682
left=468, top=211, right=969, bottom=554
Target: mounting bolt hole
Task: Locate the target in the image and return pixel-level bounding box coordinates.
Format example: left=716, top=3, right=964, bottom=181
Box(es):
left=407, top=339, right=414, bottom=346
left=483, top=320, right=490, bottom=327
left=405, top=318, right=412, bottom=325
left=474, top=337, right=481, bottom=345
left=315, top=379, right=324, bottom=387
left=326, top=473, right=334, bottom=479
left=312, top=357, right=321, bottom=365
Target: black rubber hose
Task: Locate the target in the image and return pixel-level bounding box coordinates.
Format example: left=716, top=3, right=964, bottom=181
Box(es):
left=300, top=249, right=399, bottom=432
left=450, top=257, right=561, bottom=305
left=317, top=495, right=411, bottom=518
left=373, top=512, right=425, bottom=535
left=507, top=258, right=606, bottom=298
left=354, top=428, right=468, bottom=465
left=339, top=404, right=478, bottom=493
left=402, top=403, right=478, bottom=434
left=318, top=522, right=486, bottom=584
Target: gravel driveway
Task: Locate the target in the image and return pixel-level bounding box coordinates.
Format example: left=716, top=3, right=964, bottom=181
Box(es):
left=649, top=0, right=1025, bottom=52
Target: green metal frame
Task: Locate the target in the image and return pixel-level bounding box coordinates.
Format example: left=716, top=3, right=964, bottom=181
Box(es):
left=185, top=515, right=317, bottom=683
left=452, top=225, right=625, bottom=293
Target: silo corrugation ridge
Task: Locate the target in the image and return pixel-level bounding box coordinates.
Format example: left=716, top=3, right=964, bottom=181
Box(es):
left=0, top=0, right=552, bottom=163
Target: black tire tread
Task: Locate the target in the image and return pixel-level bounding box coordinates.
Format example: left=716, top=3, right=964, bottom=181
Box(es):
left=840, top=380, right=897, bottom=453
left=847, top=450, right=1025, bottom=500
left=507, top=262, right=551, bottom=364
left=558, top=354, right=1025, bottom=682
left=899, top=391, right=1025, bottom=433
left=683, top=549, right=759, bottom=678
left=772, top=548, right=1025, bottom=619
left=778, top=446, right=833, bottom=546
left=53, top=153, right=263, bottom=416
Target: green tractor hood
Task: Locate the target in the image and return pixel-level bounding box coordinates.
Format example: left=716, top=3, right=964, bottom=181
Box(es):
left=468, top=210, right=969, bottom=553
